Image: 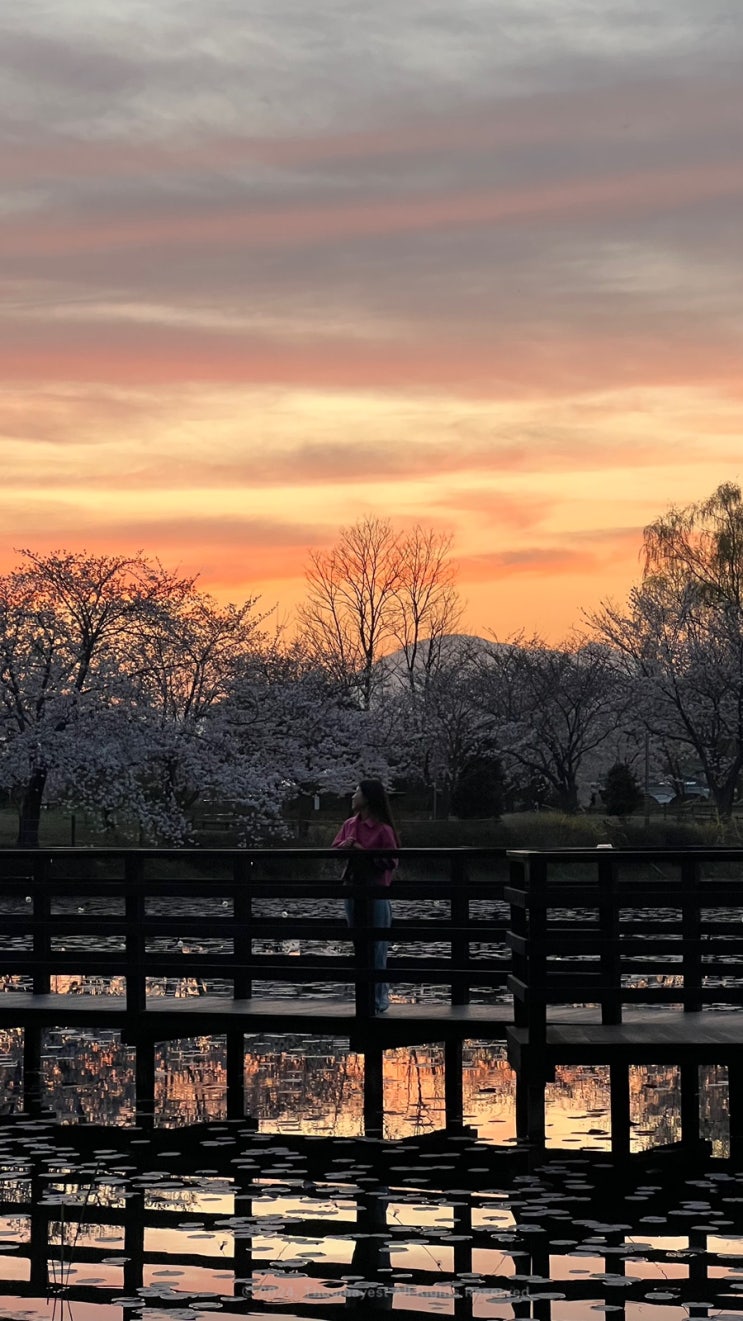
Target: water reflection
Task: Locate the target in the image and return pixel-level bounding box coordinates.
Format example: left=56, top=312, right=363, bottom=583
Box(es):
left=0, top=1029, right=732, bottom=1156
left=0, top=1121, right=742, bottom=1319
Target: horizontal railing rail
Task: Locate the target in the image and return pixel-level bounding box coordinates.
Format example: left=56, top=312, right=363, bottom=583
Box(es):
left=5, top=844, right=743, bottom=1034
left=506, top=846, right=743, bottom=1042
left=0, top=847, right=511, bottom=1020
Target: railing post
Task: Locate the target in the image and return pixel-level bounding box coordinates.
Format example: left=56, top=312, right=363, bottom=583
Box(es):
left=353, top=892, right=375, bottom=1020
left=526, top=855, right=548, bottom=1048
left=32, top=855, right=51, bottom=996
left=450, top=852, right=470, bottom=1006
left=681, top=854, right=702, bottom=1013
left=233, top=856, right=253, bottom=1001
left=125, top=854, right=147, bottom=1018
left=508, top=855, right=529, bottom=1029
left=597, top=851, right=621, bottom=1025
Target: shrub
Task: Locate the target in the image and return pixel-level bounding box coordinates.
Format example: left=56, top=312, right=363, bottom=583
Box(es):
left=450, top=757, right=505, bottom=819
left=603, top=762, right=642, bottom=817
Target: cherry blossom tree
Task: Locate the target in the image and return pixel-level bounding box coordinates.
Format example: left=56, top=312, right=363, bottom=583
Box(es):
left=213, top=643, right=393, bottom=810
left=0, top=551, right=192, bottom=845
left=476, top=636, right=620, bottom=813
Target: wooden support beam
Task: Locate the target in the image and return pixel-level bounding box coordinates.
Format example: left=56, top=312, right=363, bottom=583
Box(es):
left=688, top=1227, right=709, bottom=1297
left=514, top=1052, right=546, bottom=1149
left=28, top=1165, right=47, bottom=1294
left=453, top=1197, right=474, bottom=1320
left=123, top=1189, right=145, bottom=1296
left=445, top=1038, right=464, bottom=1133
left=680, top=1060, right=700, bottom=1148
left=23, top=1023, right=42, bottom=1116
left=728, top=1059, right=743, bottom=1162
left=350, top=1188, right=392, bottom=1284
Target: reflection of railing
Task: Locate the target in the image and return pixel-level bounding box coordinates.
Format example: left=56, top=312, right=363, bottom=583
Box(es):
left=1, top=1126, right=743, bottom=1319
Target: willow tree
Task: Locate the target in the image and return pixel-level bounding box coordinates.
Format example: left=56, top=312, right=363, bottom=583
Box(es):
left=591, top=483, right=743, bottom=818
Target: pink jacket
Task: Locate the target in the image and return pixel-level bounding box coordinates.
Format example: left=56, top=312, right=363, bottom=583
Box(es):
left=332, top=815, right=399, bottom=887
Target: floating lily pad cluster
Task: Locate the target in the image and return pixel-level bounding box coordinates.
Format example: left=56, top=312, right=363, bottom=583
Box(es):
left=0, top=1120, right=741, bottom=1317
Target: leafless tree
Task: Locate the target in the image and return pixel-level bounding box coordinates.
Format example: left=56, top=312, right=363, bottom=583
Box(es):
left=297, top=518, right=462, bottom=709
left=391, top=527, right=463, bottom=696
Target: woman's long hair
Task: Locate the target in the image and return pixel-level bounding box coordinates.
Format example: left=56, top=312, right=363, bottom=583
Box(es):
left=358, top=779, right=400, bottom=845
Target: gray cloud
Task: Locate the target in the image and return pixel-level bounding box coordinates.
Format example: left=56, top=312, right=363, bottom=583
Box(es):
left=1, top=0, right=741, bottom=429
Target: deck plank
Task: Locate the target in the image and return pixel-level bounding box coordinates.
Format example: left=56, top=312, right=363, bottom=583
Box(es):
left=1, top=992, right=742, bottom=1046
left=508, top=1008, right=743, bottom=1063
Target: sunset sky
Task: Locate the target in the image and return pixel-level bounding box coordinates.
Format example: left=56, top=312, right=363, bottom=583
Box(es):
left=2, top=1, right=742, bottom=639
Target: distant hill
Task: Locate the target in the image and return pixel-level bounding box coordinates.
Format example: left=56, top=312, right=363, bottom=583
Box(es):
left=377, top=633, right=496, bottom=687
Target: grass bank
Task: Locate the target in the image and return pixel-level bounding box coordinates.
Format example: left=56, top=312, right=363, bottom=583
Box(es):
left=0, top=806, right=738, bottom=852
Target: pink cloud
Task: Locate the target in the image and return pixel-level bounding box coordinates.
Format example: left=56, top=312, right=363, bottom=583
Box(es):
left=3, top=155, right=741, bottom=263
left=2, top=317, right=742, bottom=399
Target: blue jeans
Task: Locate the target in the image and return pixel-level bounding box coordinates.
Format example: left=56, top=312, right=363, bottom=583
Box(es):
left=345, top=897, right=392, bottom=1012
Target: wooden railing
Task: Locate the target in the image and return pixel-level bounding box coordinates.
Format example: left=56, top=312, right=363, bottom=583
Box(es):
left=506, top=846, right=743, bottom=1043
left=0, top=847, right=510, bottom=1020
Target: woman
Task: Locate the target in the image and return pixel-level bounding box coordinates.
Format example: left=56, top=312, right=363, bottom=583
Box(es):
left=332, top=780, right=399, bottom=1014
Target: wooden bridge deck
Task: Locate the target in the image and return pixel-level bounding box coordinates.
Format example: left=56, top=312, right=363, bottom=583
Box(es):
left=5, top=990, right=743, bottom=1054
left=0, top=991, right=513, bottom=1042
left=5, top=843, right=743, bottom=1146
left=508, top=1006, right=743, bottom=1063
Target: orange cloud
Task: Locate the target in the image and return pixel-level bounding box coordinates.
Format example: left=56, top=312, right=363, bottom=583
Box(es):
left=0, top=514, right=325, bottom=584
left=458, top=527, right=643, bottom=582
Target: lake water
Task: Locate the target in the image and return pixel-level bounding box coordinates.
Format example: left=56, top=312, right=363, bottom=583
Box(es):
left=1, top=882, right=742, bottom=1317
left=0, top=1030, right=741, bottom=1319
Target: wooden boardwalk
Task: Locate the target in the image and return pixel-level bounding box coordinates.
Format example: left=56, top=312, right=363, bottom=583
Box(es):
left=3, top=844, right=743, bottom=1150
left=506, top=846, right=743, bottom=1156
left=0, top=990, right=513, bottom=1041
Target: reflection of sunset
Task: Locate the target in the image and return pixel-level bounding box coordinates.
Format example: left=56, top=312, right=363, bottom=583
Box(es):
left=0, top=1029, right=731, bottom=1156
